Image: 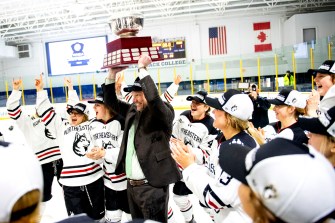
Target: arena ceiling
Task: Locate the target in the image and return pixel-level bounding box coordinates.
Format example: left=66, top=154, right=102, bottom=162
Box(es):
left=1, top=0, right=335, bottom=44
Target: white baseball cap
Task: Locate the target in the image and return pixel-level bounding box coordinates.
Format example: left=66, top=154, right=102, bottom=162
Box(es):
left=219, top=138, right=335, bottom=223
left=267, top=88, right=306, bottom=109
left=0, top=141, right=43, bottom=222
left=205, top=89, right=253, bottom=121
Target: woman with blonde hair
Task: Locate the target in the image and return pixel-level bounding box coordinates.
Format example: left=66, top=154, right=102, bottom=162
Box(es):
left=299, top=106, right=335, bottom=167
left=171, top=89, right=258, bottom=223
left=219, top=138, right=335, bottom=223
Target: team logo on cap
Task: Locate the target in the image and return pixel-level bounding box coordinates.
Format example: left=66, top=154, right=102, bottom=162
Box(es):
left=292, top=98, right=297, bottom=104
left=276, top=94, right=285, bottom=102
left=231, top=105, right=237, bottom=112
left=263, top=185, right=278, bottom=200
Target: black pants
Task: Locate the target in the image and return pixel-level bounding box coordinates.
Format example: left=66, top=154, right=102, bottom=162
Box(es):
left=127, top=181, right=169, bottom=223
left=41, top=158, right=63, bottom=202
left=105, top=187, right=130, bottom=213
left=63, top=177, right=105, bottom=220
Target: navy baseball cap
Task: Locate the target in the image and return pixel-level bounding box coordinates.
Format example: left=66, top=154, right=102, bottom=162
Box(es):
left=67, top=102, right=89, bottom=116
left=186, top=90, right=208, bottom=103
left=123, top=77, right=142, bottom=92
left=307, top=60, right=335, bottom=76
left=87, top=92, right=104, bottom=104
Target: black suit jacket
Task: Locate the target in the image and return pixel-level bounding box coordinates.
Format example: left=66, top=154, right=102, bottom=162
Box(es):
left=103, top=75, right=181, bottom=187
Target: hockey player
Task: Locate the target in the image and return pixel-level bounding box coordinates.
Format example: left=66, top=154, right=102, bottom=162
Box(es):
left=6, top=77, right=62, bottom=211
left=86, top=85, right=131, bottom=222
left=170, top=90, right=218, bottom=223
left=171, top=89, right=258, bottom=223
left=35, top=75, right=105, bottom=221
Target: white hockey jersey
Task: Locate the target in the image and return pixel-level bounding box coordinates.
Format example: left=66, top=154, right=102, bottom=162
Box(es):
left=6, top=90, right=61, bottom=164
left=89, top=116, right=127, bottom=191
left=173, top=110, right=218, bottom=167
left=36, top=90, right=103, bottom=186
left=183, top=131, right=258, bottom=223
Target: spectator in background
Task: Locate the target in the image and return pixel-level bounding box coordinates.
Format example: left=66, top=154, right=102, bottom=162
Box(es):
left=103, top=55, right=181, bottom=222
left=306, top=60, right=335, bottom=117
left=219, top=138, right=335, bottom=223
left=284, top=70, right=294, bottom=86
left=248, top=84, right=271, bottom=128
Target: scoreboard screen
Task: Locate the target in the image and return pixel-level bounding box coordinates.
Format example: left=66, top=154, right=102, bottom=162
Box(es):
left=152, top=37, right=186, bottom=60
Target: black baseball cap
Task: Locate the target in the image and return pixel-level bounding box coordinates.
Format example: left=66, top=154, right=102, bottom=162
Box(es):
left=299, top=106, right=335, bottom=137
left=186, top=90, right=207, bottom=103
left=87, top=92, right=104, bottom=104
left=307, top=60, right=335, bottom=76
left=123, top=77, right=142, bottom=92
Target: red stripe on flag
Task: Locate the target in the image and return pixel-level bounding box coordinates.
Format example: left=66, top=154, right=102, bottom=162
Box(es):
left=254, top=43, right=272, bottom=52
left=253, top=22, right=271, bottom=30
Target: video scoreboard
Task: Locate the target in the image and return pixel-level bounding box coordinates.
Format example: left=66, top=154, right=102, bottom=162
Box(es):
left=152, top=37, right=186, bottom=60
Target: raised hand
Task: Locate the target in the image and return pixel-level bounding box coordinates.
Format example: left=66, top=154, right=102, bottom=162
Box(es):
left=138, top=54, right=152, bottom=68
left=174, top=74, right=182, bottom=85
left=34, top=73, right=44, bottom=92
left=170, top=138, right=195, bottom=169
left=12, top=78, right=23, bottom=91
left=64, top=77, right=73, bottom=90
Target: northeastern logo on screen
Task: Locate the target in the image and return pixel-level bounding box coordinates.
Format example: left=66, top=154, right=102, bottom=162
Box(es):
left=68, top=42, right=90, bottom=67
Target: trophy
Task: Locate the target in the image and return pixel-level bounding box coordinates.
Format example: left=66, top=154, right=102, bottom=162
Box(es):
left=102, top=13, right=163, bottom=68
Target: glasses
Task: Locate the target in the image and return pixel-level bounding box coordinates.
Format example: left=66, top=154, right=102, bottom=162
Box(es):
left=69, top=111, right=83, bottom=116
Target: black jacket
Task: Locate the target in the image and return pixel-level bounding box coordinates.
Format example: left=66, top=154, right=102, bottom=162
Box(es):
left=103, top=75, right=181, bottom=187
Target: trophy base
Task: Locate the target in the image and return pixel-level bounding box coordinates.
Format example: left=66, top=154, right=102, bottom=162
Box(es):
left=101, top=36, right=163, bottom=69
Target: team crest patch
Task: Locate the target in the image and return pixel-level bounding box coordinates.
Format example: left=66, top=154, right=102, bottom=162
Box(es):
left=73, top=132, right=90, bottom=156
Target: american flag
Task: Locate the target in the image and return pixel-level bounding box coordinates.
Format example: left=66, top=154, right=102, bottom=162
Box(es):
left=209, top=26, right=227, bottom=55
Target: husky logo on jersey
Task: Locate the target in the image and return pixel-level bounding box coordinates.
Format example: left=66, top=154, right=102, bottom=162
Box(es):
left=44, top=128, right=56, bottom=140
left=73, top=132, right=90, bottom=156
left=102, top=140, right=114, bottom=150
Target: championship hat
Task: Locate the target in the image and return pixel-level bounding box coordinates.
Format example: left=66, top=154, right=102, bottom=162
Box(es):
left=0, top=141, right=43, bottom=222
left=67, top=102, right=90, bottom=116
left=205, top=89, right=253, bottom=121
left=186, top=90, right=208, bottom=103
left=267, top=88, right=306, bottom=109
left=87, top=92, right=104, bottom=104
left=123, top=77, right=142, bottom=92
left=307, top=60, right=335, bottom=76
left=219, top=138, right=335, bottom=223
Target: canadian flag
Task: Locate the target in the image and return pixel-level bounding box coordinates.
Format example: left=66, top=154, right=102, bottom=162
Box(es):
left=253, top=22, right=272, bottom=52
